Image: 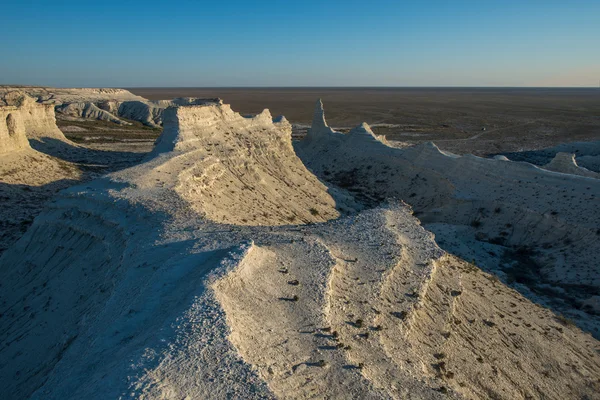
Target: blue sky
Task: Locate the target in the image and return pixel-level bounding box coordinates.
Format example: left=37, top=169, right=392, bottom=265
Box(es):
left=2, top=0, right=599, bottom=87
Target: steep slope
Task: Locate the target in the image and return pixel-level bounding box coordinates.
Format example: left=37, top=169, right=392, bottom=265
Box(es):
left=0, top=91, right=68, bottom=142
left=0, top=92, right=33, bottom=154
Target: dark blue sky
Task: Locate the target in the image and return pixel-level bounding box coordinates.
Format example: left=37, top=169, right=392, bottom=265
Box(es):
left=2, top=0, right=599, bottom=87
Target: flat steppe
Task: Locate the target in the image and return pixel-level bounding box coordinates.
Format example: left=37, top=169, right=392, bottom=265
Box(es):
left=129, top=87, right=600, bottom=155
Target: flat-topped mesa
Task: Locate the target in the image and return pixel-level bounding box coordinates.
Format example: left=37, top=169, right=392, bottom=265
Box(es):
left=543, top=152, right=599, bottom=178
left=151, top=99, right=294, bottom=156
left=150, top=99, right=229, bottom=155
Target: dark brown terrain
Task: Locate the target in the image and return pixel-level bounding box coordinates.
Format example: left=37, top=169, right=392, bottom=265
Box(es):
left=130, top=87, right=600, bottom=155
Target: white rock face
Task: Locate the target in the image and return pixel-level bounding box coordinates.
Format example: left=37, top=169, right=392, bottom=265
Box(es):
left=149, top=101, right=357, bottom=225
left=543, top=152, right=599, bottom=178
left=0, top=92, right=32, bottom=154
left=0, top=91, right=67, bottom=141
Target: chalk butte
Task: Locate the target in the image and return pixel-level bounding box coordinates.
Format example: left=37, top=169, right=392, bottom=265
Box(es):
left=0, top=91, right=67, bottom=142
left=145, top=101, right=356, bottom=225
left=0, top=92, right=33, bottom=154
left=1, top=99, right=599, bottom=400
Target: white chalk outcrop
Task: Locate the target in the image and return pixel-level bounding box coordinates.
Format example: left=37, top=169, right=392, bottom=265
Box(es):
left=0, top=86, right=226, bottom=128
left=0, top=92, right=33, bottom=154
left=543, top=152, right=599, bottom=178
left=0, top=91, right=67, bottom=142
left=1, top=99, right=599, bottom=400
left=0, top=91, right=83, bottom=253
left=147, top=101, right=357, bottom=225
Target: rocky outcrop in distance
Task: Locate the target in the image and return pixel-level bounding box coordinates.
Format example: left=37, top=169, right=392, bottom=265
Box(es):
left=543, top=152, right=599, bottom=178
left=0, top=86, right=223, bottom=128
left=500, top=140, right=600, bottom=173
left=0, top=91, right=69, bottom=153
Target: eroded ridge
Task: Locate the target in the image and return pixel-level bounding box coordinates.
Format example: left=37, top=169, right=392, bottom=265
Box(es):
left=213, top=203, right=600, bottom=399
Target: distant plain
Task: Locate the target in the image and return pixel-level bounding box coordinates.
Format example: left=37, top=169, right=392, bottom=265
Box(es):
left=130, top=87, right=600, bottom=155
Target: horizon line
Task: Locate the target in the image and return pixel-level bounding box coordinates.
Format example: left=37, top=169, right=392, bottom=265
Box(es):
left=2, top=84, right=599, bottom=90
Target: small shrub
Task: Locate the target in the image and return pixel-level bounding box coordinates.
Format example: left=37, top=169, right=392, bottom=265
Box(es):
left=470, top=219, right=482, bottom=228
left=390, top=311, right=407, bottom=320
left=309, top=208, right=319, bottom=216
